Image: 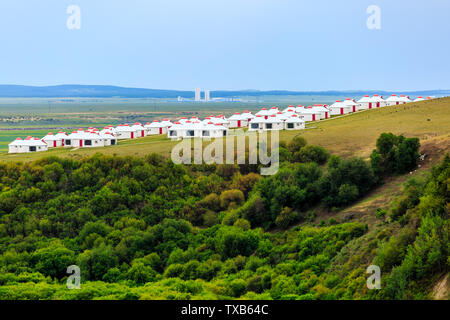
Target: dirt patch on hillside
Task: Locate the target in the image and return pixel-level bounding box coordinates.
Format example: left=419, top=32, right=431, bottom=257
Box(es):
left=432, top=273, right=449, bottom=300
left=312, top=135, right=449, bottom=228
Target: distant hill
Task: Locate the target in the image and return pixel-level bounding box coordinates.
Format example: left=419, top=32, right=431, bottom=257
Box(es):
left=0, top=84, right=449, bottom=98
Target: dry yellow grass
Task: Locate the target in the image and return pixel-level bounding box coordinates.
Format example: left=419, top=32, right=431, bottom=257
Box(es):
left=279, top=97, right=450, bottom=159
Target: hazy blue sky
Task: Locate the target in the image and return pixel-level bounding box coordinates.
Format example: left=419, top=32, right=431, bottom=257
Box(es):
left=0, top=0, right=449, bottom=91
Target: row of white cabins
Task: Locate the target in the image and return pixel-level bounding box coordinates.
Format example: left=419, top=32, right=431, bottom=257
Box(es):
left=8, top=94, right=433, bottom=153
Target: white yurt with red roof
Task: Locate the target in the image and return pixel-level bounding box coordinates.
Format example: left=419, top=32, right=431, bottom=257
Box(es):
left=311, top=104, right=330, bottom=119
left=342, top=98, right=359, bottom=112
left=114, top=124, right=139, bottom=139
left=371, top=94, right=385, bottom=108
left=130, top=123, right=146, bottom=137
left=167, top=122, right=185, bottom=139
left=228, top=112, right=248, bottom=128
left=178, top=117, right=189, bottom=124
left=296, top=106, right=321, bottom=121
left=99, top=131, right=117, bottom=146
left=275, top=111, right=291, bottom=121
left=282, top=105, right=296, bottom=113
left=294, top=105, right=305, bottom=113
left=201, top=122, right=228, bottom=138
left=64, top=130, right=105, bottom=148
left=398, top=94, right=412, bottom=104
left=329, top=100, right=352, bottom=115
left=205, top=116, right=230, bottom=128
left=248, top=115, right=267, bottom=131
left=264, top=114, right=284, bottom=130
left=182, top=120, right=205, bottom=138
left=54, top=131, right=68, bottom=146
left=284, top=114, right=306, bottom=130
left=385, top=94, right=402, bottom=106
left=42, top=132, right=63, bottom=148
left=9, top=137, right=48, bottom=153
left=240, top=111, right=255, bottom=123
left=255, top=107, right=272, bottom=119
left=414, top=96, right=425, bottom=102
left=357, top=95, right=375, bottom=110
left=268, top=106, right=280, bottom=115
left=145, top=120, right=170, bottom=135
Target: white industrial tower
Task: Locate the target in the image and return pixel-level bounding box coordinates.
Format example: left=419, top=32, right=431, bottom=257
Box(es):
left=195, top=88, right=201, bottom=101
left=204, top=90, right=210, bottom=102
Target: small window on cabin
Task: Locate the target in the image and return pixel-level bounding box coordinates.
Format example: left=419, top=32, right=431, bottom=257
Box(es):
left=65, top=140, right=71, bottom=145
left=251, top=123, right=259, bottom=129
left=187, top=130, right=195, bottom=137
left=170, top=131, right=177, bottom=136
left=202, top=130, right=210, bottom=137
left=266, top=123, right=272, bottom=129
left=287, top=123, right=294, bottom=129
left=85, top=140, right=92, bottom=146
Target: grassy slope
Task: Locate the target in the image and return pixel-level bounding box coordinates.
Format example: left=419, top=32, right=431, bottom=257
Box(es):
left=0, top=97, right=448, bottom=163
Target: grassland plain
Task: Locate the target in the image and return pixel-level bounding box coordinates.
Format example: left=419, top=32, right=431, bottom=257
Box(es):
left=0, top=97, right=448, bottom=162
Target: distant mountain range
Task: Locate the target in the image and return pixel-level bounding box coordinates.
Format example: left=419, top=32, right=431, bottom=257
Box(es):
left=0, top=85, right=449, bottom=98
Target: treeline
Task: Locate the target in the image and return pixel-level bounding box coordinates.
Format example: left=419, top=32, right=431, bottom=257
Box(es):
left=0, top=132, right=443, bottom=300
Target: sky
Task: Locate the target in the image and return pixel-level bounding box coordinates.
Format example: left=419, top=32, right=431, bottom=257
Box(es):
left=0, top=0, right=449, bottom=91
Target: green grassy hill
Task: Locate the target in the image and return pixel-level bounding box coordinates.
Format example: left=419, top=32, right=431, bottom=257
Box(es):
left=0, top=97, right=449, bottom=163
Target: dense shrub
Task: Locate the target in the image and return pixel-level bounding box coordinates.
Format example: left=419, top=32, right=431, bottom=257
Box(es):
left=293, top=145, right=330, bottom=165
left=370, top=132, right=420, bottom=176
